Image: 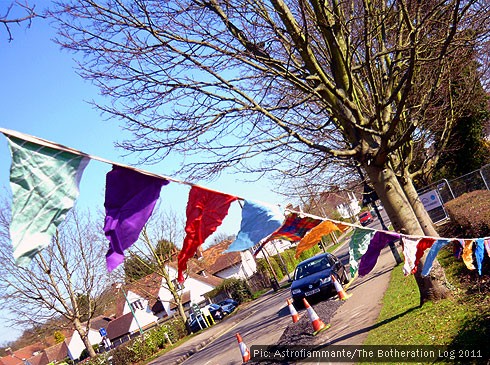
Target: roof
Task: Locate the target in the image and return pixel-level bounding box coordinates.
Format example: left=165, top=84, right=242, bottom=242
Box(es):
left=88, top=315, right=112, bottom=331
left=42, top=341, right=69, bottom=363
left=0, top=343, right=45, bottom=365
left=106, top=312, right=134, bottom=341
left=200, top=240, right=242, bottom=275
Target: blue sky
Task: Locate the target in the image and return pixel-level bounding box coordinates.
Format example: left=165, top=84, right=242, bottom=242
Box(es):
left=0, top=5, right=287, bottom=346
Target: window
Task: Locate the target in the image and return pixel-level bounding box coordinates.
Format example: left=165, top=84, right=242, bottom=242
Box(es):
left=130, top=299, right=145, bottom=311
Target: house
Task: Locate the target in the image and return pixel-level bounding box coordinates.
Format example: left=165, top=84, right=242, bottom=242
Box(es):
left=66, top=316, right=112, bottom=360
left=0, top=341, right=69, bottom=365
left=199, top=240, right=257, bottom=280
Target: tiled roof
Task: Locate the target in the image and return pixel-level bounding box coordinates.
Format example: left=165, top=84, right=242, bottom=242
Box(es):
left=0, top=343, right=45, bottom=365
left=42, top=340, right=69, bottom=363
left=167, top=261, right=223, bottom=287
left=200, top=240, right=242, bottom=275
left=88, top=315, right=112, bottom=331
left=106, top=312, right=134, bottom=341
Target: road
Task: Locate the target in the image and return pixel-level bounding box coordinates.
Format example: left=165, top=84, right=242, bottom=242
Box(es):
left=180, top=244, right=352, bottom=365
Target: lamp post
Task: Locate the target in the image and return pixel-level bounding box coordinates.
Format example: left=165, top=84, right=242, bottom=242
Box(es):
left=355, top=165, right=403, bottom=265
left=115, top=283, right=144, bottom=335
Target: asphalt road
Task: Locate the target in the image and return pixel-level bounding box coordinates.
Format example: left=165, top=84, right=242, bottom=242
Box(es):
left=180, top=244, right=352, bottom=365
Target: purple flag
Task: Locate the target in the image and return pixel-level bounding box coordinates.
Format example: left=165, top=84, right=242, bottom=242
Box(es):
left=358, top=231, right=400, bottom=276
left=104, top=165, right=169, bottom=271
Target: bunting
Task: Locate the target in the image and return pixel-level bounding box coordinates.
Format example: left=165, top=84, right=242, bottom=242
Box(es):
left=412, top=238, right=436, bottom=274
left=401, top=236, right=419, bottom=276
left=348, top=227, right=376, bottom=277
left=268, top=213, right=323, bottom=242
left=1, top=129, right=490, bottom=281
left=295, top=220, right=341, bottom=258
left=225, top=200, right=283, bottom=253
left=178, top=186, right=238, bottom=283
left=421, top=239, right=451, bottom=277
left=475, top=238, right=485, bottom=275
left=103, top=165, right=169, bottom=271
left=462, top=240, right=476, bottom=270
left=6, top=135, right=89, bottom=267
left=358, top=231, right=400, bottom=276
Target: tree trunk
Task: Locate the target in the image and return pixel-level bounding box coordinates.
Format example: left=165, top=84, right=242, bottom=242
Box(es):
left=365, top=164, right=451, bottom=304
left=399, top=174, right=439, bottom=236
left=73, top=318, right=97, bottom=358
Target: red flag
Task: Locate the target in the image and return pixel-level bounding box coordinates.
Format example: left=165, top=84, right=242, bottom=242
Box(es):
left=412, top=237, right=436, bottom=274
left=178, top=186, right=238, bottom=282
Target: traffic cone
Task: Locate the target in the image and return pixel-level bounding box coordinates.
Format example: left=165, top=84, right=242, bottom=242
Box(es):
left=302, top=298, right=330, bottom=335
left=236, top=332, right=250, bottom=363
left=331, top=274, right=352, bottom=300
left=287, top=298, right=299, bottom=323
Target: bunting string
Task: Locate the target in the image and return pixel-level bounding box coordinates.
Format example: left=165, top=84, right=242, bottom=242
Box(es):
left=1, top=128, right=489, bottom=279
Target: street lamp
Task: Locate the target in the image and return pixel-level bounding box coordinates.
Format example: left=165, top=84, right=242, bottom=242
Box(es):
left=114, top=283, right=144, bottom=335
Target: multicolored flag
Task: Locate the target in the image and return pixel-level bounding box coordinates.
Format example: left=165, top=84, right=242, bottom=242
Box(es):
left=225, top=200, right=283, bottom=252
left=6, top=135, right=89, bottom=267
left=104, top=165, right=169, bottom=271
left=178, top=186, right=238, bottom=282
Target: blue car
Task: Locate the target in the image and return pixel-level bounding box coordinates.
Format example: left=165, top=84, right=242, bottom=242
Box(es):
left=217, top=298, right=238, bottom=314
left=290, top=252, right=349, bottom=307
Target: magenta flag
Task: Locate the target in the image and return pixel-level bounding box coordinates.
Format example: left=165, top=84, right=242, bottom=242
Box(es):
left=104, top=165, right=169, bottom=271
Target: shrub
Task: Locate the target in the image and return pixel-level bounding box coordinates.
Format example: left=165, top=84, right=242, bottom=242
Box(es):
left=443, top=190, right=490, bottom=237
left=111, top=344, right=136, bottom=365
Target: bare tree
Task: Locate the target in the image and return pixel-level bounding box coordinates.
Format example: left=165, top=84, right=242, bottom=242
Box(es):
left=0, top=202, right=109, bottom=358
left=1, top=1, right=38, bottom=41
left=50, top=0, right=490, bottom=303
left=116, top=207, right=190, bottom=323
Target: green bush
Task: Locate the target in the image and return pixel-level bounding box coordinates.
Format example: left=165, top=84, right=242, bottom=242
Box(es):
left=111, top=344, right=136, bottom=365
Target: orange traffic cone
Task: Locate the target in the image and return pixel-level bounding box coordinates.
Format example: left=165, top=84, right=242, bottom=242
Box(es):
left=287, top=298, right=299, bottom=323
left=302, top=298, right=330, bottom=335
left=236, top=332, right=250, bottom=363
left=331, top=274, right=351, bottom=300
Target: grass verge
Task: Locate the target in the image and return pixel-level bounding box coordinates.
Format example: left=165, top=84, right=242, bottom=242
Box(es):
left=364, top=247, right=489, bottom=364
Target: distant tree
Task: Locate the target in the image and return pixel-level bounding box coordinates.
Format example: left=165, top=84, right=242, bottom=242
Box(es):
left=53, top=330, right=65, bottom=344
left=0, top=202, right=108, bottom=359
left=1, top=1, right=38, bottom=41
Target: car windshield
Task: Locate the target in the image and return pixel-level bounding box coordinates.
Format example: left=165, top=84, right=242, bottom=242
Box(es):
left=294, top=257, right=331, bottom=280
left=360, top=212, right=370, bottom=218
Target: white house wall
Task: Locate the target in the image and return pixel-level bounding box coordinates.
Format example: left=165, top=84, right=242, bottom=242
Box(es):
left=67, top=329, right=103, bottom=360
left=158, top=265, right=217, bottom=316
left=123, top=290, right=160, bottom=329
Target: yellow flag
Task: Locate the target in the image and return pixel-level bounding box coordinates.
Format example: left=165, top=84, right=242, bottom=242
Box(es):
left=295, top=220, right=340, bottom=258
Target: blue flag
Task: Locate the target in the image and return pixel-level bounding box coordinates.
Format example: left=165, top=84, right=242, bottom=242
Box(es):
left=225, top=200, right=283, bottom=252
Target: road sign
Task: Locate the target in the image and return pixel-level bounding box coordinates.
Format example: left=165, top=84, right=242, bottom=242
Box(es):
left=419, top=189, right=443, bottom=211
left=99, top=327, right=107, bottom=337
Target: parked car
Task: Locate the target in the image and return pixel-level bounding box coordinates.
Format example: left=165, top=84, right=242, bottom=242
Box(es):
left=290, top=252, right=349, bottom=307
left=359, top=211, right=374, bottom=226
left=188, top=312, right=207, bottom=333
left=217, top=298, right=238, bottom=314
left=203, top=303, right=224, bottom=320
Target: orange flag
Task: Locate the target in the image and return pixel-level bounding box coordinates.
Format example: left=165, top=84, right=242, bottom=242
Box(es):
left=295, top=220, right=340, bottom=258
left=462, top=239, right=476, bottom=270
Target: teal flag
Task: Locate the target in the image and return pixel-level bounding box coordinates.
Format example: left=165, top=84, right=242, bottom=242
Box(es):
left=348, top=227, right=375, bottom=277
left=6, top=136, right=89, bottom=266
